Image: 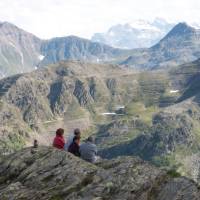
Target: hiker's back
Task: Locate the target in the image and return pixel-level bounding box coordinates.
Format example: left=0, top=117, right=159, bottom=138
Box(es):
left=53, top=128, right=65, bottom=150
left=68, top=136, right=80, bottom=157
left=64, top=129, right=81, bottom=151
left=80, top=141, right=97, bottom=163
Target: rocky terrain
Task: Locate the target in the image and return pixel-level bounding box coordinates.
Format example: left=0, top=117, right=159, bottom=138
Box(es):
left=94, top=59, right=200, bottom=182
left=0, top=146, right=199, bottom=200
left=99, top=111, right=195, bottom=160
left=1, top=58, right=200, bottom=178
left=1, top=58, right=200, bottom=184
left=0, top=60, right=173, bottom=154
left=1, top=14, right=200, bottom=200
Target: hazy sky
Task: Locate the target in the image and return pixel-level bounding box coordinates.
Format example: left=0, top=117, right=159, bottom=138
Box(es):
left=0, top=0, right=199, bottom=39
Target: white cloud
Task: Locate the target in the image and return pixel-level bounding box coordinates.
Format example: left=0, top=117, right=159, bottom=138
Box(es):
left=0, top=0, right=199, bottom=39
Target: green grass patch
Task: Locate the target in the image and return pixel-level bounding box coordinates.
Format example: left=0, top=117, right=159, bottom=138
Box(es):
left=65, top=101, right=88, bottom=120
left=167, top=169, right=181, bottom=178
left=124, top=102, right=159, bottom=125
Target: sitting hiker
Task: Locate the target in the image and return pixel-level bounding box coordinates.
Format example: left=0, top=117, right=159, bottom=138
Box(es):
left=64, top=128, right=81, bottom=151
left=31, top=139, right=39, bottom=154
left=53, top=128, right=65, bottom=150
left=68, top=136, right=81, bottom=157
left=80, top=136, right=98, bottom=163
left=33, top=139, right=38, bottom=148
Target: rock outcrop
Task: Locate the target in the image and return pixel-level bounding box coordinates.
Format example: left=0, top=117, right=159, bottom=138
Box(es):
left=99, top=112, right=195, bottom=160
left=0, top=147, right=199, bottom=200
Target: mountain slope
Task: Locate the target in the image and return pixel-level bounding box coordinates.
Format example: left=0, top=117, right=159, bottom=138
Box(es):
left=0, top=146, right=199, bottom=200
left=0, top=21, right=200, bottom=76
left=0, top=22, right=42, bottom=75
left=0, top=22, right=131, bottom=77
left=91, top=59, right=200, bottom=183
left=121, top=23, right=200, bottom=69
left=170, top=59, right=200, bottom=102
left=92, top=18, right=174, bottom=49
left=1, top=60, right=200, bottom=183
left=0, top=60, right=172, bottom=153
left=40, top=35, right=130, bottom=67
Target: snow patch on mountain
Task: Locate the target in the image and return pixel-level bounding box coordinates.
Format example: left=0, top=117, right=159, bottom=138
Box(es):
left=190, top=23, right=200, bottom=29
left=129, top=19, right=160, bottom=31
left=38, top=55, right=45, bottom=61
left=170, top=90, right=179, bottom=94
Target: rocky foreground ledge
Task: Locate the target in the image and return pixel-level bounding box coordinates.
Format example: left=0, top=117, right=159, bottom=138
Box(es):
left=0, top=147, right=199, bottom=200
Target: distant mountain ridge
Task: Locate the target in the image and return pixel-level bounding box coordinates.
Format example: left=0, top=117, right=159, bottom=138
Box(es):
left=92, top=18, right=175, bottom=49
left=121, top=22, right=200, bottom=69
left=0, top=22, right=130, bottom=77
left=0, top=21, right=200, bottom=76
left=39, top=35, right=130, bottom=67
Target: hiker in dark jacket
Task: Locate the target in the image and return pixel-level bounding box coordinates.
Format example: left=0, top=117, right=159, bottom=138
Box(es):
left=53, top=128, right=65, bottom=150
left=80, top=136, right=98, bottom=163
left=64, top=128, right=81, bottom=151
left=68, top=136, right=81, bottom=157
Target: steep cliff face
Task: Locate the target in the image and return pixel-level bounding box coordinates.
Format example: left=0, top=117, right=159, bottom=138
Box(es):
left=0, top=147, right=199, bottom=200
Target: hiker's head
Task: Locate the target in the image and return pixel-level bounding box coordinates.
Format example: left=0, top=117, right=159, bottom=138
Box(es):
left=56, top=128, right=64, bottom=136
left=87, top=136, right=94, bottom=143
left=73, top=136, right=80, bottom=145
left=74, top=128, right=81, bottom=137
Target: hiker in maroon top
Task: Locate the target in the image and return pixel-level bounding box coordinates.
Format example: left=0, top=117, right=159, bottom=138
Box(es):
left=53, top=128, right=65, bottom=149
left=68, top=136, right=81, bottom=157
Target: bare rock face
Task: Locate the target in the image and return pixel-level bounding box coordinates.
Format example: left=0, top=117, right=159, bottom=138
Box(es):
left=0, top=147, right=199, bottom=200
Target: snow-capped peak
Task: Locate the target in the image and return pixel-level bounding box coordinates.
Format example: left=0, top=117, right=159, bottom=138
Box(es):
left=128, top=19, right=160, bottom=31
left=91, top=17, right=175, bottom=49
left=189, top=22, right=200, bottom=29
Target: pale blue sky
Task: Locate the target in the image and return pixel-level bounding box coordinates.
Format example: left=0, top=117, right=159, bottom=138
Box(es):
left=0, top=0, right=199, bottom=39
